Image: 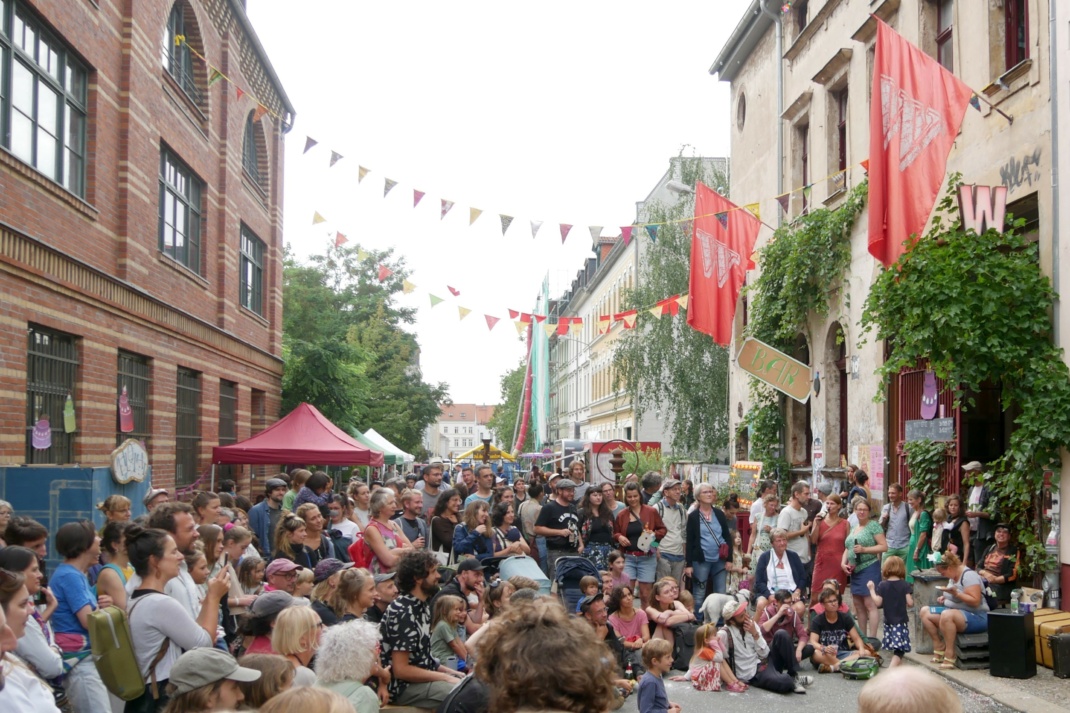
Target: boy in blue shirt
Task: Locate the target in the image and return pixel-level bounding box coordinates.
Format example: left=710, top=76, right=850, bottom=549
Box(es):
left=637, top=638, right=682, bottom=713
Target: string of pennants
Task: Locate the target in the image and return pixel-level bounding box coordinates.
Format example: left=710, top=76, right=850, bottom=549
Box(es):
left=174, top=37, right=281, bottom=123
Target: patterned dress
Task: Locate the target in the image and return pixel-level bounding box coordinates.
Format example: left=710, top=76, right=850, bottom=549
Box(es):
left=688, top=642, right=726, bottom=691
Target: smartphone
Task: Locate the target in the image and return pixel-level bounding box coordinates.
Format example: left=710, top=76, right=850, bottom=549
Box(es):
left=220, top=552, right=230, bottom=569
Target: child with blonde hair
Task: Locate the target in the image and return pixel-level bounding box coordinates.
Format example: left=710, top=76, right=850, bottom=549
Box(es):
left=930, top=508, right=948, bottom=554
left=671, top=622, right=747, bottom=692
left=868, top=555, right=914, bottom=666
left=293, top=568, right=315, bottom=603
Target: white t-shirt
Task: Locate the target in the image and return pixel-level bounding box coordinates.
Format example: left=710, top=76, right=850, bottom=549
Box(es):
left=331, top=517, right=360, bottom=540
left=777, top=503, right=810, bottom=563
left=967, top=485, right=983, bottom=532
left=0, top=656, right=60, bottom=713
left=749, top=499, right=765, bottom=527
left=127, top=591, right=213, bottom=683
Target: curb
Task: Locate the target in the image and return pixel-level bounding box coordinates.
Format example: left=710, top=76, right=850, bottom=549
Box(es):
left=903, top=653, right=1065, bottom=713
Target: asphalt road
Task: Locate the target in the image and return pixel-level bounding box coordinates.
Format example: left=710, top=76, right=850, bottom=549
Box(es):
left=617, top=663, right=1017, bottom=713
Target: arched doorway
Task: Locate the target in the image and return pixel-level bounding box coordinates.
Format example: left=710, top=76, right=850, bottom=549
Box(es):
left=786, top=335, right=812, bottom=466
left=825, top=323, right=848, bottom=467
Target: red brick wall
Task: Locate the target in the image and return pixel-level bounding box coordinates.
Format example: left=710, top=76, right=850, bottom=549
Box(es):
left=0, top=0, right=289, bottom=493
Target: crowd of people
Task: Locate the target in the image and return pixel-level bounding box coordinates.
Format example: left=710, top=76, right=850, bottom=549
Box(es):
left=0, top=457, right=1009, bottom=712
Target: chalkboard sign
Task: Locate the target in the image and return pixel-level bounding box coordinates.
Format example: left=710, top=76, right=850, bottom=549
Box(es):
left=905, top=418, right=955, bottom=442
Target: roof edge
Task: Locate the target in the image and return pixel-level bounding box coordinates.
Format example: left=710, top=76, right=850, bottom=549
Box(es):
left=228, top=0, right=296, bottom=130
left=709, top=0, right=772, bottom=82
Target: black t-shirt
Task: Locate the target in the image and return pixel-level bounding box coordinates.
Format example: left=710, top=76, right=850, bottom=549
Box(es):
left=311, top=599, right=339, bottom=626
left=364, top=604, right=386, bottom=625
left=875, top=579, right=912, bottom=625
left=809, top=611, right=859, bottom=651
left=536, top=500, right=580, bottom=550
left=583, top=513, right=616, bottom=545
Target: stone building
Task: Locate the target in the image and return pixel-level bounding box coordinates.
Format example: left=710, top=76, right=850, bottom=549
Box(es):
left=0, top=0, right=293, bottom=490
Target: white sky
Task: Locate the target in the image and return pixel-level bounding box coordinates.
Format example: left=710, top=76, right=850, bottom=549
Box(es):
left=247, top=0, right=751, bottom=405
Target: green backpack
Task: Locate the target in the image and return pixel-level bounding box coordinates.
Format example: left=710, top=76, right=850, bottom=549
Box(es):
left=88, top=595, right=170, bottom=701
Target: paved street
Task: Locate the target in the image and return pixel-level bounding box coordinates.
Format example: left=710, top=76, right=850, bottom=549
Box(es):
left=618, top=665, right=1018, bottom=713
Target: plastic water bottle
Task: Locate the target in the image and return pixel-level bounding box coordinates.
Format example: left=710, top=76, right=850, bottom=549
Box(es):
left=1010, top=591, right=1020, bottom=614
left=625, top=662, right=634, bottom=680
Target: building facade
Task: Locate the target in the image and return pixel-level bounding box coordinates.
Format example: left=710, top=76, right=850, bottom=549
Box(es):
left=427, top=403, right=497, bottom=461
left=0, top=0, right=293, bottom=491
left=713, top=0, right=1057, bottom=576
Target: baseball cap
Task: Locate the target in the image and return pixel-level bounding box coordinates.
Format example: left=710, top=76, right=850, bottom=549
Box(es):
left=373, top=571, right=397, bottom=585
left=142, top=488, right=168, bottom=507
left=816, top=481, right=833, bottom=495
left=723, top=599, right=747, bottom=622
left=249, top=590, right=296, bottom=618
left=962, top=461, right=984, bottom=472
left=456, top=559, right=486, bottom=574
left=265, top=559, right=301, bottom=578
left=168, top=648, right=261, bottom=695
left=556, top=478, right=577, bottom=490
left=313, top=558, right=353, bottom=583
left=548, top=472, right=562, bottom=482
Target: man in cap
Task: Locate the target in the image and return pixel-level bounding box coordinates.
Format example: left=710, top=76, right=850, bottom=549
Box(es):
left=365, top=571, right=398, bottom=624
left=534, top=478, right=584, bottom=579
left=432, top=559, right=485, bottom=634
left=143, top=487, right=169, bottom=512
left=722, top=599, right=813, bottom=694
left=249, top=476, right=288, bottom=557
left=962, top=460, right=996, bottom=568
left=655, top=479, right=687, bottom=584
left=167, top=647, right=260, bottom=708
left=263, top=559, right=301, bottom=594
left=310, top=558, right=353, bottom=625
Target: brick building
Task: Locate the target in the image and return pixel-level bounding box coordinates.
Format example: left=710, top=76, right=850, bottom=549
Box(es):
left=0, top=0, right=293, bottom=491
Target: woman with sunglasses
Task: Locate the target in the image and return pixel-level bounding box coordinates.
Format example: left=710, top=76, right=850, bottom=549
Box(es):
left=0, top=569, right=61, bottom=712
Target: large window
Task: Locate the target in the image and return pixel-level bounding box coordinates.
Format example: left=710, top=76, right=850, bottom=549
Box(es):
left=117, top=350, right=151, bottom=448
left=836, top=88, right=848, bottom=172
left=163, top=1, right=201, bottom=105
left=159, top=148, right=203, bottom=273
left=0, top=0, right=88, bottom=196
left=242, top=111, right=266, bottom=191
left=175, top=367, right=201, bottom=486
left=217, top=379, right=237, bottom=480
left=240, top=226, right=265, bottom=315
left=937, top=0, right=954, bottom=72
left=1005, top=0, right=1028, bottom=70
left=26, top=325, right=78, bottom=464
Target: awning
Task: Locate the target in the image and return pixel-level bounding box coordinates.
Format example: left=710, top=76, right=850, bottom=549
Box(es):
left=351, top=429, right=398, bottom=466
left=362, top=428, right=415, bottom=464
left=453, top=443, right=516, bottom=462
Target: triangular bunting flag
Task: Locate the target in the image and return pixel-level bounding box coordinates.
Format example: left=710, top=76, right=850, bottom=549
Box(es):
left=560, top=224, right=572, bottom=243
left=621, top=226, right=634, bottom=246
left=508, top=309, right=520, bottom=320
left=519, top=313, right=532, bottom=324
left=470, top=208, right=482, bottom=225
left=383, top=178, right=397, bottom=197
left=252, top=104, right=268, bottom=122
left=542, top=323, right=556, bottom=339
left=448, top=286, right=460, bottom=296
left=334, top=232, right=347, bottom=248
left=485, top=315, right=500, bottom=331
left=303, top=136, right=317, bottom=154
left=208, top=69, right=224, bottom=86
left=458, top=306, right=471, bottom=320
left=714, top=212, right=728, bottom=229
left=802, top=184, right=812, bottom=198
left=534, top=314, right=546, bottom=323
left=530, top=220, right=543, bottom=239
left=430, top=294, right=444, bottom=308
left=441, top=199, right=454, bottom=219
left=377, top=264, right=392, bottom=282
left=969, top=94, right=981, bottom=111
left=589, top=226, right=603, bottom=244
left=597, top=320, right=611, bottom=335
left=500, top=214, right=514, bottom=235
left=329, top=151, right=343, bottom=167
left=776, top=194, right=790, bottom=213
left=660, top=297, right=681, bottom=316
left=556, top=319, right=568, bottom=336
left=622, top=311, right=638, bottom=329
left=413, top=190, right=425, bottom=207
left=402, top=279, right=416, bottom=294
left=312, top=211, right=326, bottom=225
left=861, top=159, right=870, bottom=174
left=356, top=248, right=370, bottom=262
left=645, top=225, right=659, bottom=242
left=676, top=294, right=689, bottom=310
left=745, top=203, right=761, bottom=221
left=649, top=306, right=663, bottom=319
left=570, top=319, right=583, bottom=335
left=514, top=320, right=528, bottom=335
left=358, top=166, right=370, bottom=182
left=831, top=170, right=846, bottom=190
left=235, top=86, right=244, bottom=101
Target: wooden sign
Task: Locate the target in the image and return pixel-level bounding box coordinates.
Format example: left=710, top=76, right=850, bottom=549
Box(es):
left=111, top=438, right=148, bottom=484
left=736, top=337, right=812, bottom=403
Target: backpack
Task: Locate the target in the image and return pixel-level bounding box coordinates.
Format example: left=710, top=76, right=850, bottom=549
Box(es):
left=88, top=595, right=169, bottom=701
left=671, top=621, right=699, bottom=671
left=348, top=529, right=374, bottom=569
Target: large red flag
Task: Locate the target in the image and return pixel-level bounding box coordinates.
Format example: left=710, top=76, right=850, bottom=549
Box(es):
left=868, top=19, right=973, bottom=266
left=687, top=183, right=760, bottom=345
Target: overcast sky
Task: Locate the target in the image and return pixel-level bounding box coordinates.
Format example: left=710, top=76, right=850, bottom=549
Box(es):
left=247, top=0, right=752, bottom=406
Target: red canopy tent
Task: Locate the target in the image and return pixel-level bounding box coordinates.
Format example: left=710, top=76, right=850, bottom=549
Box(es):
left=212, top=402, right=384, bottom=466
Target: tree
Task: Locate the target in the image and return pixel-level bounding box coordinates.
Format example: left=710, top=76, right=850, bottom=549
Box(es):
left=282, top=241, right=449, bottom=453
left=486, top=361, right=533, bottom=454
left=612, top=155, right=731, bottom=459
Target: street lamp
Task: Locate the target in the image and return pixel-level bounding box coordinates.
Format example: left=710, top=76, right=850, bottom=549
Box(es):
left=481, top=436, right=492, bottom=463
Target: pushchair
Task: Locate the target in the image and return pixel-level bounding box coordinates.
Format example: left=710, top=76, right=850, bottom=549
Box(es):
left=553, top=556, right=602, bottom=612
left=498, top=555, right=552, bottom=595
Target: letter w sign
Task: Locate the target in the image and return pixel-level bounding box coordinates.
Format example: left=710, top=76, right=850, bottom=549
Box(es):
left=957, top=185, right=1007, bottom=235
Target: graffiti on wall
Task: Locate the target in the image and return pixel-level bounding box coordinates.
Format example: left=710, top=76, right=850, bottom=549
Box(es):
left=1000, top=147, right=1042, bottom=193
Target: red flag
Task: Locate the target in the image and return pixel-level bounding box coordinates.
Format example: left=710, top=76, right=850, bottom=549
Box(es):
left=334, top=232, right=347, bottom=248
left=447, top=286, right=460, bottom=296
left=508, top=309, right=520, bottom=320
left=485, top=315, right=500, bottom=331
left=868, top=19, right=972, bottom=267
left=687, top=182, right=760, bottom=345
left=377, top=264, right=392, bottom=282
left=556, top=318, right=569, bottom=336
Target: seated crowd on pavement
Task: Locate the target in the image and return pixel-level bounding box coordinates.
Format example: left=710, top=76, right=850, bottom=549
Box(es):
left=0, top=458, right=997, bottom=711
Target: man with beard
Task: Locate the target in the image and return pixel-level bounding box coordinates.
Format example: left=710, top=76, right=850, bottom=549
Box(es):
left=431, top=559, right=485, bottom=634
left=380, top=550, right=465, bottom=707
left=147, top=501, right=203, bottom=617
left=249, top=477, right=288, bottom=555
left=418, top=463, right=445, bottom=515
left=534, top=478, right=584, bottom=579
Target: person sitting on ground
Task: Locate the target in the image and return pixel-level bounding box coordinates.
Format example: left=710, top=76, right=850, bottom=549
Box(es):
left=336, top=567, right=377, bottom=622
left=364, top=572, right=397, bottom=625
left=431, top=594, right=470, bottom=670
left=272, top=606, right=322, bottom=687
left=160, top=647, right=260, bottom=713
left=431, top=559, right=485, bottom=635
left=309, top=558, right=352, bottom=626
left=753, top=528, right=808, bottom=616
left=478, top=596, right=618, bottom=713
left=758, top=588, right=815, bottom=665
left=453, top=501, right=494, bottom=561
left=607, top=585, right=650, bottom=660
left=920, top=551, right=989, bottom=670
left=721, top=599, right=812, bottom=694
left=669, top=621, right=747, bottom=692
left=314, top=619, right=385, bottom=710
left=644, top=578, right=694, bottom=649
left=481, top=579, right=515, bottom=622
left=808, top=588, right=867, bottom=673
left=236, top=653, right=295, bottom=710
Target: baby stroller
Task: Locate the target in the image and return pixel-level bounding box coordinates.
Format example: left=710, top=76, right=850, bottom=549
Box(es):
left=498, top=555, right=552, bottom=596
left=554, top=556, right=601, bottom=612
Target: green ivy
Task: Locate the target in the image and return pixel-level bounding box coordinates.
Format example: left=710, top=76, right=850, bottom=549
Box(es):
left=902, top=438, right=948, bottom=498
left=741, top=380, right=789, bottom=489
left=861, top=178, right=1069, bottom=576
left=747, top=181, right=868, bottom=349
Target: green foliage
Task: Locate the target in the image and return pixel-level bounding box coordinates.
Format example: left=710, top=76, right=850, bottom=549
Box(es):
left=902, top=438, right=949, bottom=497
left=861, top=178, right=1069, bottom=575
left=612, top=155, right=730, bottom=459
left=622, top=448, right=664, bottom=479
left=283, top=241, right=449, bottom=454
left=486, top=361, right=533, bottom=454
left=740, top=380, right=788, bottom=490
left=747, top=181, right=867, bottom=349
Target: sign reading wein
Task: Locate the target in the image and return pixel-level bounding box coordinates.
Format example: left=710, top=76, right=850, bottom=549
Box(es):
left=737, top=338, right=812, bottom=403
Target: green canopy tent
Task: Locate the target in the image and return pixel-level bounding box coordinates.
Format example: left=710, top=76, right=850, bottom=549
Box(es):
left=363, top=428, right=414, bottom=466
left=350, top=428, right=399, bottom=466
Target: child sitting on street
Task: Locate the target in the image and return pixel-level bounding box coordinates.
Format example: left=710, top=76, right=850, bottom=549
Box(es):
left=671, top=622, right=747, bottom=692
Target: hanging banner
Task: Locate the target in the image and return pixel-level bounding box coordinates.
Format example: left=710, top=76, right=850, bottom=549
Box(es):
left=736, top=337, right=812, bottom=403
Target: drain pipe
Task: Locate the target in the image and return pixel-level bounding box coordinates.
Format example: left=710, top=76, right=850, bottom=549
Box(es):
left=1050, top=0, right=1061, bottom=341
left=760, top=0, right=785, bottom=214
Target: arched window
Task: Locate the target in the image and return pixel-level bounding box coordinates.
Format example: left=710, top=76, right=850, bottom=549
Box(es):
left=162, top=1, right=206, bottom=110
left=242, top=110, right=268, bottom=191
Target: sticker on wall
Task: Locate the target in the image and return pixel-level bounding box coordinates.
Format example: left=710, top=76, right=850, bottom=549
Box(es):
left=32, top=417, right=52, bottom=450
left=119, top=386, right=135, bottom=433
left=63, top=394, right=77, bottom=433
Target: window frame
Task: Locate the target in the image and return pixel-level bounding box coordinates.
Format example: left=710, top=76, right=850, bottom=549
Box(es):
left=117, top=350, right=152, bottom=448
left=159, top=146, right=204, bottom=274
left=239, top=225, right=265, bottom=315
left=163, top=1, right=201, bottom=106
left=175, top=367, right=201, bottom=487
left=1004, top=0, right=1028, bottom=70
left=242, top=111, right=266, bottom=191
left=936, top=0, right=954, bottom=72
left=25, top=324, right=78, bottom=464
left=0, top=0, right=88, bottom=196
left=836, top=88, right=848, bottom=172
